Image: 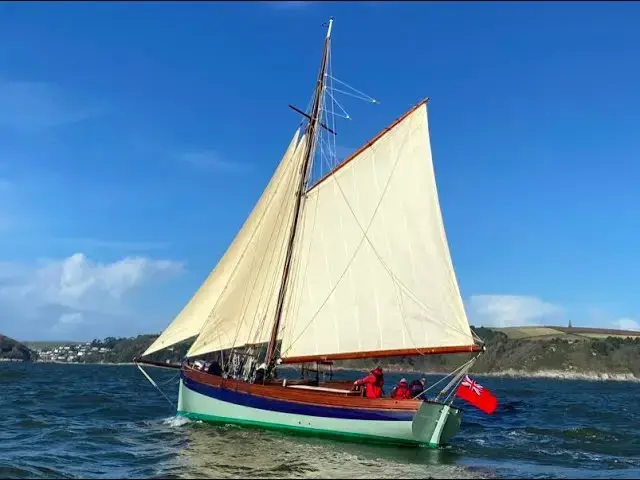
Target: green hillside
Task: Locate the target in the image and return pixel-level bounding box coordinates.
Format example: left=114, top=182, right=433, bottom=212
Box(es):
left=494, top=326, right=640, bottom=341
left=337, top=326, right=640, bottom=377
left=23, top=340, right=84, bottom=350
left=0, top=334, right=36, bottom=361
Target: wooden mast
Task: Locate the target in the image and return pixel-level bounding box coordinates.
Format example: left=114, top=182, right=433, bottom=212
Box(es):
left=264, top=17, right=334, bottom=370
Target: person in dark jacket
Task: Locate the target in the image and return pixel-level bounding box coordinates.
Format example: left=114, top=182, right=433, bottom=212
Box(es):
left=206, top=358, right=222, bottom=376
left=409, top=377, right=426, bottom=398
left=391, top=378, right=411, bottom=400
left=353, top=367, right=384, bottom=399
left=254, top=363, right=267, bottom=384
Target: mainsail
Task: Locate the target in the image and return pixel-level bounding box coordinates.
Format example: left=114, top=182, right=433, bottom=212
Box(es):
left=142, top=129, right=302, bottom=357
left=278, top=101, right=477, bottom=363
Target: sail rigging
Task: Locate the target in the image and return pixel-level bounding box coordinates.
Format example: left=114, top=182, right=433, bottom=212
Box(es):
left=264, top=17, right=333, bottom=367
left=145, top=17, right=480, bottom=365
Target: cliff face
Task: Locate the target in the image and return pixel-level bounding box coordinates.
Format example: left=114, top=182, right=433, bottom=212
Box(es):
left=0, top=335, right=35, bottom=361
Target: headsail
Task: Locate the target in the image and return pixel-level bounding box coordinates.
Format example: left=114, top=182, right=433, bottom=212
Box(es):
left=186, top=134, right=310, bottom=358
left=278, top=101, right=478, bottom=363
left=142, top=129, right=301, bottom=357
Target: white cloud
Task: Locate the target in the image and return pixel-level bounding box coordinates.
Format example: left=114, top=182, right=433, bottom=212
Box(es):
left=467, top=294, right=564, bottom=328
left=51, top=312, right=85, bottom=336
left=0, top=80, right=101, bottom=133
left=179, top=150, right=251, bottom=173
left=616, top=318, right=640, bottom=331
left=0, top=253, right=184, bottom=338
left=59, top=312, right=84, bottom=325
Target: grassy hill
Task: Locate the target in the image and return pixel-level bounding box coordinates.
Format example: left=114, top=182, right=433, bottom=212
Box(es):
left=494, top=325, right=640, bottom=341
left=337, top=326, right=640, bottom=377
left=23, top=340, right=85, bottom=350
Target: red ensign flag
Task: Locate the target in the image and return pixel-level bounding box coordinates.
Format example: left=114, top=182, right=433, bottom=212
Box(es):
left=456, top=375, right=498, bottom=414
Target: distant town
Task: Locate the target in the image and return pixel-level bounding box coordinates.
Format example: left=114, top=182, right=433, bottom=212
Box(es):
left=18, top=335, right=186, bottom=365
left=33, top=342, right=112, bottom=363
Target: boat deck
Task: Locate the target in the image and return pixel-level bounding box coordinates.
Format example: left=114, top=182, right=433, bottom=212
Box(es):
left=183, top=365, right=425, bottom=412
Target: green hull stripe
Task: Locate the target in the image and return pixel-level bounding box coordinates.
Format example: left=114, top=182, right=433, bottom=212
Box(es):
left=177, top=410, right=436, bottom=448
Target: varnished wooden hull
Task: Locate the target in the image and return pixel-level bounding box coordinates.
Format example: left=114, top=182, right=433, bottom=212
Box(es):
left=177, top=366, right=463, bottom=447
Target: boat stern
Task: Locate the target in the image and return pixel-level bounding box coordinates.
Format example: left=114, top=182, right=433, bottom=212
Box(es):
left=411, top=401, right=462, bottom=448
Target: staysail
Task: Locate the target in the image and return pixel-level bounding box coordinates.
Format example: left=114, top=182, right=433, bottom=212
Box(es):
left=142, top=129, right=301, bottom=357
left=185, top=134, right=310, bottom=358
left=278, top=101, right=477, bottom=363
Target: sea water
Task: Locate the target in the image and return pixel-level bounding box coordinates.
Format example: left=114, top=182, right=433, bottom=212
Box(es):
left=1, top=363, right=638, bottom=478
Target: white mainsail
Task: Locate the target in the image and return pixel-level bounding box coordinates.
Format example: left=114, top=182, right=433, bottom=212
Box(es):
left=142, top=129, right=301, bottom=357
left=279, top=102, right=475, bottom=361
left=186, top=134, right=309, bottom=358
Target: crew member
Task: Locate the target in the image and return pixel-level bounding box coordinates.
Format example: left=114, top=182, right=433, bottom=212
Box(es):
left=353, top=366, right=384, bottom=399
left=409, top=378, right=426, bottom=398
left=391, top=378, right=411, bottom=400
left=254, top=363, right=267, bottom=384
left=206, top=356, right=222, bottom=376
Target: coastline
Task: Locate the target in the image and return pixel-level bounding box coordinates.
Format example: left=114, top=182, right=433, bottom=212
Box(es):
left=328, top=365, right=640, bottom=382
left=32, top=360, right=138, bottom=366
left=478, top=368, right=640, bottom=382
left=25, top=361, right=640, bottom=382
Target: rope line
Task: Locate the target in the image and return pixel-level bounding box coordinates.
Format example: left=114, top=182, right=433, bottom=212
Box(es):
left=136, top=363, right=176, bottom=409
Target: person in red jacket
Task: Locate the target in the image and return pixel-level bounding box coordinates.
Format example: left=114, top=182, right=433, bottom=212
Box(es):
left=353, top=367, right=384, bottom=399
left=391, top=378, right=411, bottom=400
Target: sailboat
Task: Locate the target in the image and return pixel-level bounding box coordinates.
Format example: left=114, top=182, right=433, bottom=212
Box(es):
left=136, top=17, right=485, bottom=448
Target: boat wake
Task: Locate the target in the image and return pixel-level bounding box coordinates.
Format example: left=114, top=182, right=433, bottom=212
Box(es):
left=163, top=415, right=195, bottom=427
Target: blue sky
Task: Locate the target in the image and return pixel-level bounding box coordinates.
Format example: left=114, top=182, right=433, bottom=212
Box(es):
left=1, top=1, right=639, bottom=341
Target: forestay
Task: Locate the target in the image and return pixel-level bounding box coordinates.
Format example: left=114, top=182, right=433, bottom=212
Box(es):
left=186, top=134, right=309, bottom=358
left=279, top=103, right=475, bottom=362
left=142, top=129, right=301, bottom=357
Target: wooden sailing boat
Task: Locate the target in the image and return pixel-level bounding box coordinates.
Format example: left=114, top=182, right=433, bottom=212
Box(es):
left=136, top=17, right=484, bottom=448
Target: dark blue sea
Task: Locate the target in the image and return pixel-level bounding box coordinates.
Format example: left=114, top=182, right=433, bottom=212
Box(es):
left=1, top=363, right=639, bottom=479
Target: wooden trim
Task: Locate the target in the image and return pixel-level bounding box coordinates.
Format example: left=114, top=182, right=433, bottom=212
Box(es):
left=183, top=366, right=423, bottom=412
left=306, top=97, right=430, bottom=194
left=280, top=344, right=482, bottom=364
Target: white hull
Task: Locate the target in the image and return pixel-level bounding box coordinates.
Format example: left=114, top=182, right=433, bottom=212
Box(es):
left=177, top=378, right=462, bottom=447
